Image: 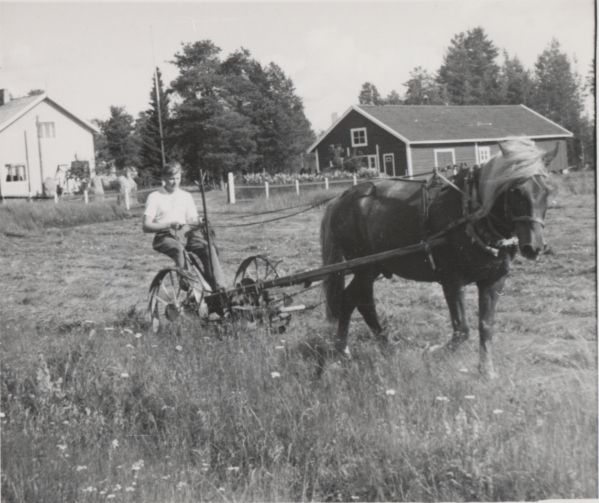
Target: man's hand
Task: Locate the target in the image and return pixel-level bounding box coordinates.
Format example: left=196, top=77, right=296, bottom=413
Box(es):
left=170, top=222, right=184, bottom=231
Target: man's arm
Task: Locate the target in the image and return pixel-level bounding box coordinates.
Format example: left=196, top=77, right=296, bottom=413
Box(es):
left=142, top=215, right=183, bottom=233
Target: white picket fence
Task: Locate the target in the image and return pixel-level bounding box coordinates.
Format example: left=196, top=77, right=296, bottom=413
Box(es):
left=227, top=172, right=359, bottom=204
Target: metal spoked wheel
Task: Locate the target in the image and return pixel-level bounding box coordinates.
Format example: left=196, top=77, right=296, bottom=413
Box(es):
left=148, top=267, right=207, bottom=332
left=232, top=256, right=292, bottom=330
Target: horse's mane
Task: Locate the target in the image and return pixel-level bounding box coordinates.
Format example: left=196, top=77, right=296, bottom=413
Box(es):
left=477, top=137, right=549, bottom=216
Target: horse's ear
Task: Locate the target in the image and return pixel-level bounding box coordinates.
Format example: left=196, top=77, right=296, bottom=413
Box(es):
left=542, top=143, right=559, bottom=167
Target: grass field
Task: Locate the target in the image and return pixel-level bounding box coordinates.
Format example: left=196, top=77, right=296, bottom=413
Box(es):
left=1, top=174, right=596, bottom=502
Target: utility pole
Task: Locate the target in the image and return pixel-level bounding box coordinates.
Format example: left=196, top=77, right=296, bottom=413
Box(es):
left=150, top=25, right=167, bottom=169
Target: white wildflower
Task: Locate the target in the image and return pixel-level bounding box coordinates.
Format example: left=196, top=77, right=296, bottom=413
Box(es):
left=227, top=466, right=240, bottom=472
left=175, top=345, right=183, bottom=351
left=126, top=344, right=134, bottom=349
left=385, top=389, right=396, bottom=396
left=57, top=444, right=67, bottom=451
left=436, top=396, right=449, bottom=402
left=275, top=346, right=285, bottom=350
left=123, top=329, right=133, bottom=334
left=75, top=465, right=87, bottom=471
left=459, top=368, right=469, bottom=373
left=135, top=333, right=142, bottom=338
left=114, top=484, right=121, bottom=491
left=125, top=487, right=135, bottom=492
left=493, top=409, right=504, bottom=415
left=132, top=460, right=144, bottom=471
left=464, top=395, right=476, bottom=400
left=111, top=439, right=119, bottom=449
left=271, top=372, right=281, bottom=378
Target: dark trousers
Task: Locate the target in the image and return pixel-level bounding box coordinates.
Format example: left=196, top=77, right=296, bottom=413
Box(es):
left=153, top=227, right=227, bottom=290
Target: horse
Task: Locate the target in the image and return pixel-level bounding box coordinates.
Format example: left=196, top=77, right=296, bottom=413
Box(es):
left=320, top=137, right=558, bottom=378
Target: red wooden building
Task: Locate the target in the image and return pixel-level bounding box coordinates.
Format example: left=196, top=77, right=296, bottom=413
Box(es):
left=307, top=105, right=573, bottom=176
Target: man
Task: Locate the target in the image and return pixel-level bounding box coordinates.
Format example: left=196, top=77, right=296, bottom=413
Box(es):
left=143, top=162, right=227, bottom=291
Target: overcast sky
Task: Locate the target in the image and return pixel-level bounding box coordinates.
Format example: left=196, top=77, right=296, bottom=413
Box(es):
left=1, top=1, right=595, bottom=133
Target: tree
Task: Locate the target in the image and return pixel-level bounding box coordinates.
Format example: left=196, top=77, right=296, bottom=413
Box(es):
left=27, top=89, right=45, bottom=96
left=137, top=68, right=174, bottom=185
left=531, top=39, right=586, bottom=164
left=403, top=67, right=447, bottom=105
left=437, top=27, right=501, bottom=105
left=101, top=106, right=139, bottom=170
left=170, top=41, right=314, bottom=180
left=499, top=51, right=534, bottom=105
left=91, top=118, right=111, bottom=171
left=358, top=82, right=383, bottom=105
left=384, top=90, right=403, bottom=105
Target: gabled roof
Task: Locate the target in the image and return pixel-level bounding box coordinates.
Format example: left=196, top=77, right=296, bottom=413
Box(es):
left=0, top=93, right=100, bottom=134
left=308, top=104, right=573, bottom=153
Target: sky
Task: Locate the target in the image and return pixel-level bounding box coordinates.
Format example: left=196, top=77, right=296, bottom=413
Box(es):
left=1, top=1, right=595, bottom=134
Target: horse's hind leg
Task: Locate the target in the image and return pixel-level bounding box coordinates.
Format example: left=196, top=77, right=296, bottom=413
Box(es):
left=334, top=271, right=382, bottom=354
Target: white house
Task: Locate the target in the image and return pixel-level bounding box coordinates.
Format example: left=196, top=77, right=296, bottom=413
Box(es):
left=0, top=90, right=100, bottom=198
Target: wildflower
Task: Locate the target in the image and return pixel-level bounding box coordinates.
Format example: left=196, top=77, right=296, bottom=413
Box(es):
left=135, top=333, right=142, bottom=338
left=125, top=487, right=135, bottom=492
left=271, top=372, right=281, bottom=378
left=120, top=373, right=129, bottom=378
left=75, top=465, right=87, bottom=471
left=280, top=340, right=286, bottom=343
left=493, top=409, right=504, bottom=415
left=459, top=368, right=469, bottom=373
left=152, top=345, right=157, bottom=348
left=107, top=495, right=115, bottom=499
left=99, top=491, right=107, bottom=495
left=132, top=460, right=144, bottom=471
left=227, top=466, right=240, bottom=472
left=162, top=475, right=171, bottom=480
left=82, top=486, right=95, bottom=493
left=436, top=396, right=449, bottom=402
left=0, top=413, right=5, bottom=418
left=105, top=327, right=114, bottom=331
left=464, top=395, right=476, bottom=400
left=385, top=389, right=396, bottom=396
left=177, top=481, right=187, bottom=489
left=57, top=444, right=67, bottom=451
left=275, top=346, right=285, bottom=350
left=123, top=328, right=133, bottom=334
left=537, top=417, right=544, bottom=427
left=111, top=439, right=119, bottom=449
left=218, top=487, right=225, bottom=492
left=114, top=484, right=122, bottom=491
left=126, top=344, right=134, bottom=349
left=175, top=345, right=183, bottom=351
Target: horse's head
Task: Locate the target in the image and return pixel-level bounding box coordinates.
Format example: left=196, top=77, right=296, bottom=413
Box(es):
left=501, top=142, right=558, bottom=260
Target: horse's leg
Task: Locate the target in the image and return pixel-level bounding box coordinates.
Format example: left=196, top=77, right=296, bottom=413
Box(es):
left=441, top=279, right=470, bottom=351
left=334, top=272, right=379, bottom=354
left=354, top=270, right=385, bottom=342
left=476, top=276, right=507, bottom=379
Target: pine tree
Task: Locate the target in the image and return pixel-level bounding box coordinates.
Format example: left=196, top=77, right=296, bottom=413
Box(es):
left=101, top=106, right=139, bottom=170
left=437, top=27, right=501, bottom=105
left=532, top=39, right=586, bottom=164
left=499, top=51, right=534, bottom=105
left=358, top=83, right=383, bottom=105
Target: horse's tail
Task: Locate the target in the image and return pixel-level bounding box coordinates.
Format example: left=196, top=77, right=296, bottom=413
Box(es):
left=320, top=201, right=345, bottom=322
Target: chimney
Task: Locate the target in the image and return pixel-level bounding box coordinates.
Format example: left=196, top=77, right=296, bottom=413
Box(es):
left=331, top=112, right=338, bottom=124
left=0, top=89, right=9, bottom=106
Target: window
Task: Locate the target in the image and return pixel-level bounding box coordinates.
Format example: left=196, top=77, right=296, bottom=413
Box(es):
left=434, top=149, right=455, bottom=168
left=37, top=122, right=55, bottom=138
left=351, top=128, right=367, bottom=147
left=478, top=146, right=491, bottom=164
left=367, top=155, right=378, bottom=169
left=5, top=164, right=26, bottom=182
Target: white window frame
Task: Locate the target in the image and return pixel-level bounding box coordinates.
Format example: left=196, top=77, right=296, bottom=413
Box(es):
left=351, top=128, right=367, bottom=147
left=38, top=122, right=56, bottom=138
left=434, top=148, right=456, bottom=168
left=478, top=146, right=491, bottom=164
left=366, top=155, right=377, bottom=170
left=5, top=164, right=26, bottom=182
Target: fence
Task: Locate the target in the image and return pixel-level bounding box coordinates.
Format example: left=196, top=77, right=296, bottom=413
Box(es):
left=227, top=173, right=359, bottom=203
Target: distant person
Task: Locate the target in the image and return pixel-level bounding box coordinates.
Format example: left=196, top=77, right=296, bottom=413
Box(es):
left=142, top=162, right=226, bottom=291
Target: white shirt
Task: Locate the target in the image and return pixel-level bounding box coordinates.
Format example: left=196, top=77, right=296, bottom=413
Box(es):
left=143, top=187, right=199, bottom=225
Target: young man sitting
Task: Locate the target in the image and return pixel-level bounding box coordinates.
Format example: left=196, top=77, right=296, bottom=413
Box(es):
left=143, top=162, right=227, bottom=293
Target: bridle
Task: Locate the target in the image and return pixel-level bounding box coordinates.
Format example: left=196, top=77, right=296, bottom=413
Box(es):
left=503, top=176, right=547, bottom=228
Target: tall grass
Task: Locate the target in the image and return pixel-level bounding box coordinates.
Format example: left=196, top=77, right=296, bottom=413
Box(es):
left=0, top=200, right=132, bottom=236
left=2, top=308, right=596, bottom=502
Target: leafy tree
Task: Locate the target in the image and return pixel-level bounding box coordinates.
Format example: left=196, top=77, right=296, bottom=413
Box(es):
left=531, top=39, right=586, bottom=164
left=499, top=51, right=534, bottom=105
left=403, top=67, right=447, bottom=105
left=170, top=41, right=314, bottom=181
left=101, top=106, right=139, bottom=170
left=358, top=82, right=383, bottom=105
left=137, top=68, right=175, bottom=185
left=437, top=27, right=501, bottom=105
left=91, top=118, right=111, bottom=171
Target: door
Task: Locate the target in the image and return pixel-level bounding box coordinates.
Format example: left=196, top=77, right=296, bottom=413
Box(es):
left=383, top=154, right=395, bottom=176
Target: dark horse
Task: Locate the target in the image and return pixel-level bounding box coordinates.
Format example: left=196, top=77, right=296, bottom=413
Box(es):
left=320, top=138, right=558, bottom=378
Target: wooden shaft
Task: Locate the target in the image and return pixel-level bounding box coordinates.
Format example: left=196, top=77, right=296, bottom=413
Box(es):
left=198, top=170, right=214, bottom=284
left=204, top=237, right=446, bottom=300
